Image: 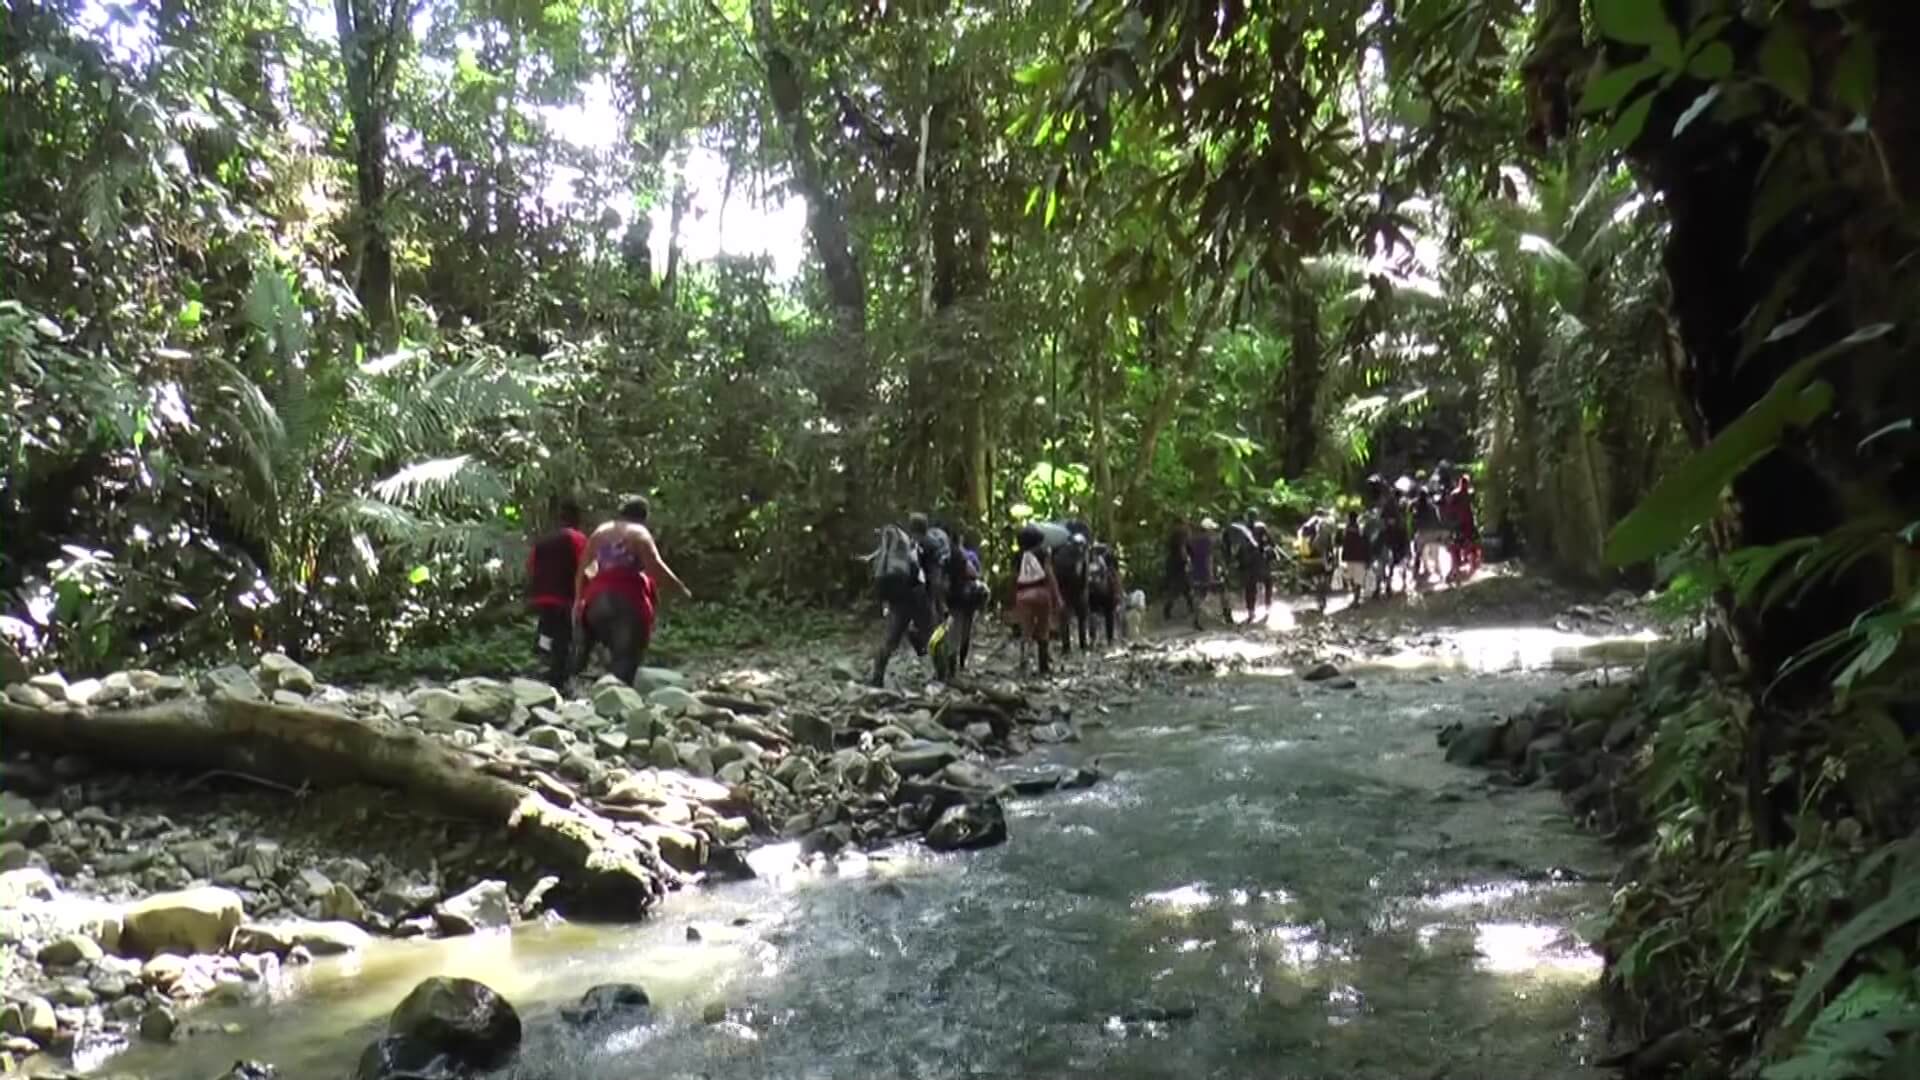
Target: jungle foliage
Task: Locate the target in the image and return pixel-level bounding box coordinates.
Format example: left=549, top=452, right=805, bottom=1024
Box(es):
left=4, top=0, right=1917, bottom=1072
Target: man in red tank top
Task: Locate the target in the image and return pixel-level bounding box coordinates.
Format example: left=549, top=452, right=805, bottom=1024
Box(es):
left=527, top=497, right=588, bottom=689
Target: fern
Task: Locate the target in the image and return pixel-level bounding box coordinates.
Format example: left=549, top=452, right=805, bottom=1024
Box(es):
left=1763, top=1004, right=1920, bottom=1080
left=1783, top=864, right=1920, bottom=1029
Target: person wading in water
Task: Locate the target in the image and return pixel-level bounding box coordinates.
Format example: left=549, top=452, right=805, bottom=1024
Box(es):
left=575, top=496, right=692, bottom=685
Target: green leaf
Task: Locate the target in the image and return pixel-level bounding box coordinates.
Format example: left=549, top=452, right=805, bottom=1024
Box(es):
left=1579, top=59, right=1662, bottom=114
left=408, top=565, right=431, bottom=585
left=1760, top=23, right=1814, bottom=106
left=1014, top=60, right=1062, bottom=86
left=176, top=299, right=204, bottom=329
left=1673, top=85, right=1721, bottom=137
left=1599, top=92, right=1655, bottom=154
left=1688, top=42, right=1733, bottom=81
left=1593, top=0, right=1677, bottom=48
left=1608, top=324, right=1890, bottom=565
left=1044, top=185, right=1059, bottom=228
left=1782, top=864, right=1920, bottom=1029
left=1833, top=31, right=1878, bottom=117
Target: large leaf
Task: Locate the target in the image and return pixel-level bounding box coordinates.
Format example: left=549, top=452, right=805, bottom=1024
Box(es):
left=1579, top=59, right=1662, bottom=114
left=1604, top=325, right=1893, bottom=565
left=1782, top=864, right=1920, bottom=1029
left=1760, top=22, right=1814, bottom=106
left=1593, top=0, right=1679, bottom=49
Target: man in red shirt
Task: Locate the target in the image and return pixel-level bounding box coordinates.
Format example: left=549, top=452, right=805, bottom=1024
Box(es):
left=527, top=497, right=588, bottom=689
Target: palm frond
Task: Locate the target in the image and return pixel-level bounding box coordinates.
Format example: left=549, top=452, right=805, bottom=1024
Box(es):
left=371, top=454, right=511, bottom=512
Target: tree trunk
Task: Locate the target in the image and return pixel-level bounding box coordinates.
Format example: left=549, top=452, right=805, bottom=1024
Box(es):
left=0, top=695, right=686, bottom=914
left=1280, top=280, right=1323, bottom=477
left=1123, top=265, right=1237, bottom=506
left=662, top=176, right=688, bottom=305
left=750, top=0, right=866, bottom=334
left=334, top=0, right=405, bottom=350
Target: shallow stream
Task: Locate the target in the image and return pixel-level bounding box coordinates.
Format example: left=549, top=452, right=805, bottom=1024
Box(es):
left=101, top=657, right=1620, bottom=1080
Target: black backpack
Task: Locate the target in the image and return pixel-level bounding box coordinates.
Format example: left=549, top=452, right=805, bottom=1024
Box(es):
left=873, top=525, right=921, bottom=588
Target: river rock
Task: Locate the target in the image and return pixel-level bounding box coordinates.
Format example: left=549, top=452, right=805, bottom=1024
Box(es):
left=173, top=839, right=224, bottom=880
left=525, top=724, right=575, bottom=751
left=1567, top=683, right=1634, bottom=724
left=408, top=688, right=466, bottom=727
left=771, top=756, right=815, bottom=790
left=1523, top=733, right=1571, bottom=781
left=1, top=996, right=55, bottom=1045
left=1568, top=717, right=1609, bottom=752
left=646, top=739, right=680, bottom=770
left=234, top=919, right=370, bottom=956
left=297, top=867, right=335, bottom=898
left=256, top=653, right=316, bottom=694
left=388, top=977, right=522, bottom=1069
left=322, top=882, right=368, bottom=923
left=355, top=1035, right=458, bottom=1080
left=200, top=666, right=262, bottom=702
left=434, top=881, right=511, bottom=935
left=450, top=680, right=516, bottom=725
left=888, top=740, right=960, bottom=778
left=1443, top=723, right=1502, bottom=768
left=121, top=887, right=244, bottom=956
left=940, top=761, right=1006, bottom=794
left=925, top=798, right=1008, bottom=850
left=138, top=1003, right=176, bottom=1043
left=508, top=677, right=559, bottom=711
left=594, top=684, right=646, bottom=719
left=560, top=983, right=652, bottom=1027
left=1302, top=662, right=1341, bottom=682
left=632, top=668, right=688, bottom=694
left=648, top=686, right=702, bottom=715
left=5, top=683, right=53, bottom=709
left=26, top=671, right=67, bottom=699
left=788, top=711, right=835, bottom=752
left=36, top=934, right=102, bottom=967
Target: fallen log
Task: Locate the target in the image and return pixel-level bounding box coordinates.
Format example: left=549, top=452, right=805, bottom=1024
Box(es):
left=0, top=695, right=669, bottom=916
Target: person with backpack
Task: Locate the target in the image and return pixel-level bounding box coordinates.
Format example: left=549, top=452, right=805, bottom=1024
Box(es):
left=527, top=496, right=589, bottom=690
left=915, top=514, right=954, bottom=624
left=575, top=496, right=693, bottom=685
left=868, top=518, right=935, bottom=687
left=1412, top=485, right=1449, bottom=585
left=1012, top=524, right=1064, bottom=676
left=1223, top=512, right=1263, bottom=625
left=934, top=531, right=989, bottom=679
left=1340, top=509, right=1371, bottom=604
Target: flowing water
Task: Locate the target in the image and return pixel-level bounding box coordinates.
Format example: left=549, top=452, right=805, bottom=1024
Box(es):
left=99, top=653, right=1623, bottom=1080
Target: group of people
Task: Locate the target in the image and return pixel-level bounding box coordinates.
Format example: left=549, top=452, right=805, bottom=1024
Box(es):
left=867, top=515, right=1131, bottom=683
left=1160, top=514, right=1282, bottom=629
left=1300, top=465, right=1480, bottom=606
left=525, top=496, right=694, bottom=690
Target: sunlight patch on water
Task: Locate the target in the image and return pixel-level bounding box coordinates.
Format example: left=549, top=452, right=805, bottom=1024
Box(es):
left=1419, top=880, right=1536, bottom=911
left=1166, top=638, right=1285, bottom=665
left=1472, top=922, right=1602, bottom=977
left=1440, top=626, right=1659, bottom=674
left=1136, top=883, right=1214, bottom=912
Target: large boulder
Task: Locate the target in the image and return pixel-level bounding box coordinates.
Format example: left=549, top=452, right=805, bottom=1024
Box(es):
left=120, top=887, right=245, bottom=956
left=1567, top=684, right=1635, bottom=725
left=387, top=977, right=522, bottom=1070
left=433, top=880, right=512, bottom=935
left=354, top=1035, right=458, bottom=1080
left=408, top=688, right=466, bottom=727
left=559, top=983, right=652, bottom=1027
left=449, top=679, right=516, bottom=725
left=925, top=798, right=1008, bottom=851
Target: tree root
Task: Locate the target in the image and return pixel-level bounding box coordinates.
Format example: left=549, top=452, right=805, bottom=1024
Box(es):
left=0, top=695, right=669, bottom=916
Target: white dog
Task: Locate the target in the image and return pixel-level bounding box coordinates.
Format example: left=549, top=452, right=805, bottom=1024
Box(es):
left=1121, top=589, right=1148, bottom=639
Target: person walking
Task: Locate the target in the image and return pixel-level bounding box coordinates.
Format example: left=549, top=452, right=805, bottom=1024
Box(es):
left=526, top=496, right=588, bottom=690
left=576, top=496, right=693, bottom=685
left=1012, top=524, right=1064, bottom=676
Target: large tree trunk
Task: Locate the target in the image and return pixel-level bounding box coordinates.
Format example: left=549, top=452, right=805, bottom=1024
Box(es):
left=334, top=0, right=407, bottom=350
left=0, top=695, right=686, bottom=914
left=1279, top=280, right=1323, bottom=477
left=751, top=0, right=866, bottom=335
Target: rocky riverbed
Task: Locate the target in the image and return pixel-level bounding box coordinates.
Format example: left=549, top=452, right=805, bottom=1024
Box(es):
left=0, top=570, right=1662, bottom=1077
left=0, top=646, right=1141, bottom=1076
